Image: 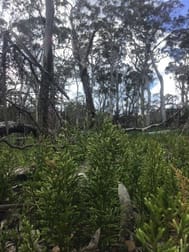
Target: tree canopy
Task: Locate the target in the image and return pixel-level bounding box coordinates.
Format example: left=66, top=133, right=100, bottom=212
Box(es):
left=0, top=0, right=188, bottom=133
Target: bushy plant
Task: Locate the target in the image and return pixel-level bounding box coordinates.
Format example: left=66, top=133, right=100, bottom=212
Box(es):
left=138, top=139, right=176, bottom=207
left=0, top=146, right=15, bottom=203
left=18, top=217, right=43, bottom=252
left=2, top=123, right=189, bottom=251
left=155, top=133, right=189, bottom=176
left=82, top=122, right=130, bottom=249
left=23, top=147, right=81, bottom=251
left=125, top=134, right=177, bottom=215
left=136, top=188, right=189, bottom=252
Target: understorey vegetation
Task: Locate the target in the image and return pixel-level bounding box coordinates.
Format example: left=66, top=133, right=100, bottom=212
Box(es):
left=1, top=122, right=189, bottom=251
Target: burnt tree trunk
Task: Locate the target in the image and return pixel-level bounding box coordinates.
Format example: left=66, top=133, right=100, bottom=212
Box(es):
left=79, top=66, right=95, bottom=119
left=70, top=14, right=96, bottom=124
left=0, top=31, right=9, bottom=134
left=38, top=0, right=54, bottom=133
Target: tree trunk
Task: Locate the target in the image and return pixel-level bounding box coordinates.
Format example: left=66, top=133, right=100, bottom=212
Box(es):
left=70, top=15, right=96, bottom=124
left=140, top=85, right=145, bottom=124
left=151, top=54, right=166, bottom=122
left=0, top=31, right=9, bottom=134
left=38, top=0, right=54, bottom=133
left=79, top=66, right=95, bottom=121
left=146, top=87, right=151, bottom=125
left=115, top=76, right=120, bottom=118
left=180, top=80, right=186, bottom=106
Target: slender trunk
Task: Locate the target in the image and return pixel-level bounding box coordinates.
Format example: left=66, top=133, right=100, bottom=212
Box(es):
left=140, top=85, right=145, bottom=120
left=38, top=0, right=54, bottom=133
left=180, top=80, right=185, bottom=106
left=115, top=72, right=120, bottom=118
left=1, top=31, right=9, bottom=134
left=115, top=82, right=119, bottom=117
left=70, top=16, right=96, bottom=124
left=79, top=66, right=95, bottom=120
left=35, top=93, right=39, bottom=123
left=151, top=54, right=166, bottom=122
left=109, top=63, right=114, bottom=115
left=146, top=87, right=151, bottom=125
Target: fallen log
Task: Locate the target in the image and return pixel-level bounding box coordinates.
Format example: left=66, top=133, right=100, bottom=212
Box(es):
left=0, top=121, right=38, bottom=137
left=118, top=183, right=136, bottom=252
left=123, top=108, right=182, bottom=132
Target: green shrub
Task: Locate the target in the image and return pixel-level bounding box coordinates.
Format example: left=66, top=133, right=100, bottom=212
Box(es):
left=2, top=123, right=189, bottom=251
left=23, top=147, right=81, bottom=251
left=0, top=146, right=15, bottom=203
left=18, top=217, right=43, bottom=252
left=82, top=122, right=130, bottom=249
left=136, top=188, right=189, bottom=252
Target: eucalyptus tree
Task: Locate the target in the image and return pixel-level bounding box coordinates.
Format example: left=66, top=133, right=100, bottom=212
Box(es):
left=38, top=0, right=55, bottom=132
left=69, top=0, right=129, bottom=120
left=0, top=0, right=46, bottom=128
left=69, top=0, right=101, bottom=123
left=121, top=0, right=182, bottom=122
left=92, top=0, right=127, bottom=116
left=0, top=0, right=70, bottom=133
left=0, top=27, right=9, bottom=129
left=165, top=11, right=189, bottom=106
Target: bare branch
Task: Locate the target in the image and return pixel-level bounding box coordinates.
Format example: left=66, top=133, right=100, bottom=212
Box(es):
left=9, top=33, right=70, bottom=100
left=6, top=99, right=41, bottom=132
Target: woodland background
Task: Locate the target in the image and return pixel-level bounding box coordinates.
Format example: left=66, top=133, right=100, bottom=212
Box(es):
left=0, top=0, right=189, bottom=133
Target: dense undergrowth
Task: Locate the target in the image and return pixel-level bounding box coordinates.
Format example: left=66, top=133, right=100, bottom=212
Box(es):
left=1, top=122, right=189, bottom=251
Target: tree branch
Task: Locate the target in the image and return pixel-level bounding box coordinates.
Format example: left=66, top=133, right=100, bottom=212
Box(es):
left=6, top=99, right=41, bottom=132
left=9, top=32, right=70, bottom=100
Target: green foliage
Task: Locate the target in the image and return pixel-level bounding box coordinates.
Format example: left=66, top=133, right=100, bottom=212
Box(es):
left=83, top=122, right=130, bottom=249
left=124, top=134, right=177, bottom=215
left=58, top=126, right=89, bottom=164
left=18, top=217, right=43, bottom=252
left=24, top=148, right=80, bottom=250
left=161, top=134, right=189, bottom=176
left=0, top=226, right=18, bottom=252
left=0, top=149, right=11, bottom=203
left=1, top=123, right=189, bottom=251
left=136, top=189, right=189, bottom=252
left=0, top=146, right=21, bottom=203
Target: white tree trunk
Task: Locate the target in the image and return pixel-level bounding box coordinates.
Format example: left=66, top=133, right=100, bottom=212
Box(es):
left=151, top=54, right=166, bottom=122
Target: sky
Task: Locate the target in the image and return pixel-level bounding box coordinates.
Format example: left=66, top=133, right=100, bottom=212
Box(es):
left=181, top=0, right=189, bottom=10
left=151, top=0, right=189, bottom=98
